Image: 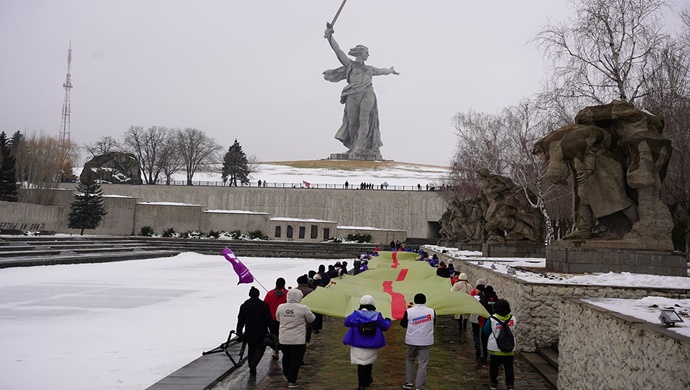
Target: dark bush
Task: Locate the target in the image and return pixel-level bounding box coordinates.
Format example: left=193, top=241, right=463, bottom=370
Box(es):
left=162, top=228, right=176, bottom=238
left=139, top=226, right=154, bottom=237
left=347, top=233, right=372, bottom=243
left=247, top=229, right=269, bottom=240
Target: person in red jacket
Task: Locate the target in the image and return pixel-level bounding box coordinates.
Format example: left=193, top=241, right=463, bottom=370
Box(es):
left=264, top=277, right=288, bottom=358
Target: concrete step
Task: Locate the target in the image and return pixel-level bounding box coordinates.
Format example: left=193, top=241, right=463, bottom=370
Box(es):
left=0, top=249, right=62, bottom=257
left=0, top=250, right=180, bottom=268
left=0, top=245, right=37, bottom=251
left=537, top=345, right=559, bottom=368
left=146, top=336, right=246, bottom=390
left=520, top=351, right=558, bottom=389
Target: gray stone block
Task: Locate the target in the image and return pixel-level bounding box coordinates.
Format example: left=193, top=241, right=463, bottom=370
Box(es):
left=546, top=246, right=686, bottom=276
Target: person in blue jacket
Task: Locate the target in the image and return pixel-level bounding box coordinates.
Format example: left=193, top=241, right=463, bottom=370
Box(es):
left=343, top=295, right=392, bottom=390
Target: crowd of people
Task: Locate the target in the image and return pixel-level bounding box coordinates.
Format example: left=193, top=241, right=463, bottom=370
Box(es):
left=235, top=248, right=517, bottom=390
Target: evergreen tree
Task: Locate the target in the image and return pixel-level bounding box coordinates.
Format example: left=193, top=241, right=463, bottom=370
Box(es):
left=68, top=179, right=107, bottom=235
left=10, top=131, right=23, bottom=155
left=222, top=139, right=249, bottom=186
left=0, top=131, right=19, bottom=202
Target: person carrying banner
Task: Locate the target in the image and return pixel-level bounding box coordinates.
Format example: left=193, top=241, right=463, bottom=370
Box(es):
left=236, top=286, right=272, bottom=377
left=483, top=299, right=517, bottom=390
left=264, top=277, right=288, bottom=358
left=400, top=293, right=435, bottom=390
left=343, top=295, right=392, bottom=390
left=276, top=289, right=315, bottom=389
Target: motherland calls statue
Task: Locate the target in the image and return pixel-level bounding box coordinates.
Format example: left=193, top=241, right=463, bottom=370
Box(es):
left=477, top=168, right=544, bottom=244
left=533, top=100, right=673, bottom=250
left=323, top=26, right=399, bottom=160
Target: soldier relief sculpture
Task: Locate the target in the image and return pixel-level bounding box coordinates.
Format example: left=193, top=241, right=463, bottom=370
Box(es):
left=533, top=100, right=674, bottom=250
left=439, top=169, right=544, bottom=245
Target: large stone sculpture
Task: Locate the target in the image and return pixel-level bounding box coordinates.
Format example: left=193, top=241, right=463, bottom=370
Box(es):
left=80, top=152, right=142, bottom=185
left=439, top=197, right=486, bottom=243
left=477, top=168, right=544, bottom=244
left=533, top=100, right=673, bottom=250
left=323, top=26, right=399, bottom=160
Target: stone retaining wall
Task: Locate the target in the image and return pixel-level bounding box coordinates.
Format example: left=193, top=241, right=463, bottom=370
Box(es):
left=431, top=250, right=690, bottom=352
left=51, top=184, right=445, bottom=238
left=0, top=201, right=63, bottom=232
left=559, top=298, right=690, bottom=389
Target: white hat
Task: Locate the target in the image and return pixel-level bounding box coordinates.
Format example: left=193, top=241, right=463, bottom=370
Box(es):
left=458, top=272, right=468, bottom=281
left=360, top=295, right=375, bottom=305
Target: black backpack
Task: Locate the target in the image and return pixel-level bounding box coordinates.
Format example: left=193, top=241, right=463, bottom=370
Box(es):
left=491, top=315, right=515, bottom=352
left=360, top=321, right=376, bottom=336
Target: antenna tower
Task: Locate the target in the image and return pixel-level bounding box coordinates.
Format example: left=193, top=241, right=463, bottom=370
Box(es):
left=58, top=42, right=73, bottom=147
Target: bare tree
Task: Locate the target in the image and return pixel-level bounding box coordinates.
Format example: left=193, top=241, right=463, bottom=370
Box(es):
left=444, top=110, right=512, bottom=202
left=640, top=12, right=690, bottom=251
left=14, top=132, right=64, bottom=204
left=446, top=97, right=577, bottom=243
left=158, top=135, right=185, bottom=185
left=83, top=136, right=121, bottom=158
left=174, top=128, right=222, bottom=186
left=122, top=126, right=170, bottom=184
left=534, top=0, right=669, bottom=104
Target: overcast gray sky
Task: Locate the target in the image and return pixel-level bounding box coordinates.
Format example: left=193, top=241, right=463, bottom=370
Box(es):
left=0, top=1, right=684, bottom=166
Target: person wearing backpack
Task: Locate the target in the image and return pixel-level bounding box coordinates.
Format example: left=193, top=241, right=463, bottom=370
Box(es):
left=482, top=299, right=517, bottom=390
left=343, top=295, right=392, bottom=390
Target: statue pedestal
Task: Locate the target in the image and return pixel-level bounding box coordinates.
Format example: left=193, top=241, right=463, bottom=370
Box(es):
left=482, top=243, right=546, bottom=258
left=330, top=152, right=383, bottom=161
left=546, top=240, right=686, bottom=276
left=435, top=240, right=483, bottom=252
left=460, top=243, right=483, bottom=252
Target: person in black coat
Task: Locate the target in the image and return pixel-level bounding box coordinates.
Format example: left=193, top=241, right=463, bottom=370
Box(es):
left=236, top=286, right=272, bottom=376
left=478, top=285, right=498, bottom=366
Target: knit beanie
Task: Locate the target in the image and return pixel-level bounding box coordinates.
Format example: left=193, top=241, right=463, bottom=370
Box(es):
left=360, top=295, right=375, bottom=306
left=249, top=286, right=260, bottom=298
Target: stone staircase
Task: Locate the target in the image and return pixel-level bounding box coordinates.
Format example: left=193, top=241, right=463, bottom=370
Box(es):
left=520, top=345, right=558, bottom=389
left=0, top=236, right=379, bottom=268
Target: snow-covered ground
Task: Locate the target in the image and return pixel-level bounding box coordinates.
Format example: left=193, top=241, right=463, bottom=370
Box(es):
left=0, top=253, right=342, bottom=390
left=76, top=161, right=452, bottom=189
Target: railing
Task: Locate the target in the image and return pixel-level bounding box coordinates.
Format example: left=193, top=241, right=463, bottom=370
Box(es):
left=157, top=180, right=443, bottom=192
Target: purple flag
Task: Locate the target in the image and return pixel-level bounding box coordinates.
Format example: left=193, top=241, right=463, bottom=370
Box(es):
left=222, top=247, right=254, bottom=285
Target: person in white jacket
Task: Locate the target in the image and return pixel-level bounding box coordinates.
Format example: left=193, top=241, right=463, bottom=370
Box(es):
left=450, top=273, right=474, bottom=336
left=400, top=293, right=435, bottom=390
left=276, top=289, right=316, bottom=388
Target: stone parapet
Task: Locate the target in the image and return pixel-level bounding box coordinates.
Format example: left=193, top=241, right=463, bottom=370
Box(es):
left=546, top=245, right=686, bottom=276
left=482, top=243, right=545, bottom=258
left=559, top=298, right=690, bottom=389
left=428, top=247, right=689, bottom=352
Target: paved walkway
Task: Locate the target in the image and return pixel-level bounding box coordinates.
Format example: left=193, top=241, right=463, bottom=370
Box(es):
left=211, top=315, right=551, bottom=390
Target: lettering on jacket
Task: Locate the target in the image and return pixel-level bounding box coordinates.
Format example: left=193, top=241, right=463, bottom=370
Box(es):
left=412, top=314, right=432, bottom=325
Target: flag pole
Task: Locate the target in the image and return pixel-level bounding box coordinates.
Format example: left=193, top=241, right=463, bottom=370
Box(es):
left=254, top=278, right=270, bottom=293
